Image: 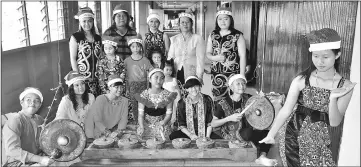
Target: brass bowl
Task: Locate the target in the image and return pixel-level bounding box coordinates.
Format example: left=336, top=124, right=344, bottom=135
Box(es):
left=118, top=138, right=139, bottom=149
left=196, top=137, right=215, bottom=149
left=145, top=138, right=165, bottom=149
left=172, top=138, right=191, bottom=149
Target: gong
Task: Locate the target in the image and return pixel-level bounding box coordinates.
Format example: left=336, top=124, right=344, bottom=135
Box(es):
left=244, top=95, right=275, bottom=130
left=39, top=119, right=86, bottom=162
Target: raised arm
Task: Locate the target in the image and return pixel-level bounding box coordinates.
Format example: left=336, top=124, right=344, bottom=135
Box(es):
left=329, top=80, right=357, bottom=126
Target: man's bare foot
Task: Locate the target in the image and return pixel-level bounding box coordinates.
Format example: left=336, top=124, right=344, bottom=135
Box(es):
left=255, top=155, right=278, bottom=166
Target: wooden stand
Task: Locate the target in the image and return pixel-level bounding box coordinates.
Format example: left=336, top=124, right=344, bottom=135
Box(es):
left=81, top=139, right=257, bottom=162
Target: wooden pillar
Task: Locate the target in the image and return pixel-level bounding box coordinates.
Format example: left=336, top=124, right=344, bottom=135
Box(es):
left=94, top=1, right=102, bottom=34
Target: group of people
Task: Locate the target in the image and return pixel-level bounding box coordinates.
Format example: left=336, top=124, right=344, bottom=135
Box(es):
left=2, top=3, right=357, bottom=167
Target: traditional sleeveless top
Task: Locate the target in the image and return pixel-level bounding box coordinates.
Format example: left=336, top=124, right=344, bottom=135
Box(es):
left=134, top=89, right=177, bottom=116
left=71, top=31, right=102, bottom=80
left=144, top=30, right=166, bottom=59
left=210, top=29, right=243, bottom=101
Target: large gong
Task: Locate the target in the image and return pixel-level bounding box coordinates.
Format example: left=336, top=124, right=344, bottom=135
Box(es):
left=244, top=95, right=275, bottom=130
left=39, top=119, right=86, bottom=162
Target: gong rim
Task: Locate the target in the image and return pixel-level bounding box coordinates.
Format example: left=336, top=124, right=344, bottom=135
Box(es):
left=244, top=95, right=275, bottom=130
left=39, top=119, right=86, bottom=162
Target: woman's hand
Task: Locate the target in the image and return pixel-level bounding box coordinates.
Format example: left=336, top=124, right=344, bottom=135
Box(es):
left=259, top=135, right=276, bottom=144
left=189, top=134, right=198, bottom=140
left=330, top=82, right=357, bottom=100
left=101, top=129, right=111, bottom=137
left=39, top=156, right=55, bottom=166
left=227, top=113, right=243, bottom=122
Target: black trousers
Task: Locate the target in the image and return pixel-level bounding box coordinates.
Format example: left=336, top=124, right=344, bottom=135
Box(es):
left=169, top=130, right=223, bottom=140
left=239, top=127, right=272, bottom=154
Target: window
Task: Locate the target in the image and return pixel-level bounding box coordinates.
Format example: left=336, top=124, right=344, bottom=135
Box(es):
left=2, top=2, right=23, bottom=51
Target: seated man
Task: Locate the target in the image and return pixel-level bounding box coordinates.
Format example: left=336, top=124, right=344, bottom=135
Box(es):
left=2, top=87, right=54, bottom=167
left=211, top=74, right=277, bottom=166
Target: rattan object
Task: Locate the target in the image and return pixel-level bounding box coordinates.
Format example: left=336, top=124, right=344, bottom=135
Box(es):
left=93, top=137, right=115, bottom=149
left=228, top=140, right=247, bottom=148
left=118, top=137, right=139, bottom=149
left=196, top=137, right=215, bottom=149
left=145, top=137, right=165, bottom=149
left=172, top=138, right=191, bottom=149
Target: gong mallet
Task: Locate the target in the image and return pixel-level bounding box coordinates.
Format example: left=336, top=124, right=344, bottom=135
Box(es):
left=238, top=100, right=257, bottom=116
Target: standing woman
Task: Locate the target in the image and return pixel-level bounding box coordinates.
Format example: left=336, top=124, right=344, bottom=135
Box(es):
left=69, top=7, right=102, bottom=97
left=103, top=4, right=142, bottom=60
left=260, top=28, right=356, bottom=166
left=167, top=11, right=205, bottom=85
left=144, top=13, right=170, bottom=59
left=55, top=71, right=95, bottom=129
left=206, top=7, right=247, bottom=101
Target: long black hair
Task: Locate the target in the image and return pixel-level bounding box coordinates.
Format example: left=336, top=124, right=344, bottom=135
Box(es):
left=298, top=49, right=341, bottom=81
left=68, top=84, right=90, bottom=111
left=78, top=18, right=97, bottom=36
left=214, top=15, right=236, bottom=33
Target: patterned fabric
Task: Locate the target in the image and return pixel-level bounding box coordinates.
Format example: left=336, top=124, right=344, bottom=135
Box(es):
left=103, top=26, right=139, bottom=60
left=144, top=30, right=166, bottom=59
left=185, top=95, right=206, bottom=138
left=279, top=77, right=345, bottom=167
left=168, top=33, right=205, bottom=81
left=72, top=31, right=102, bottom=97
left=210, top=29, right=243, bottom=101
left=135, top=89, right=176, bottom=140
left=55, top=94, right=95, bottom=129
left=217, top=94, right=251, bottom=140
left=96, top=55, right=126, bottom=94
left=128, top=81, right=148, bottom=122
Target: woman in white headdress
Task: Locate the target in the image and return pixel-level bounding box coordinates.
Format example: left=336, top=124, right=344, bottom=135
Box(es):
left=69, top=7, right=102, bottom=97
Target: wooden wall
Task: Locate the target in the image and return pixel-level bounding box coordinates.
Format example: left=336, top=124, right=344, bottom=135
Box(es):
left=1, top=40, right=71, bottom=123
left=257, top=1, right=358, bottom=94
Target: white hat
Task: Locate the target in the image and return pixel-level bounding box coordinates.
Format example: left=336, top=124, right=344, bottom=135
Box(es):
left=147, top=13, right=160, bottom=23
left=107, top=74, right=124, bottom=87
left=307, top=28, right=341, bottom=52
left=228, top=74, right=247, bottom=86
left=128, top=38, right=143, bottom=46
left=19, top=87, right=43, bottom=103
left=64, top=71, right=87, bottom=86
left=148, top=68, right=164, bottom=80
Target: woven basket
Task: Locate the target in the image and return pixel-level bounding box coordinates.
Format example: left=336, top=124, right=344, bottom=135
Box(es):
left=196, top=137, right=215, bottom=149
left=228, top=140, right=247, bottom=148
left=172, top=138, right=191, bottom=149
left=118, top=138, right=139, bottom=149
left=145, top=138, right=165, bottom=149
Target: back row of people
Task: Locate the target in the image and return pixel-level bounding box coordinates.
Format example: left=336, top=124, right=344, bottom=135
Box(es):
left=2, top=4, right=356, bottom=167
